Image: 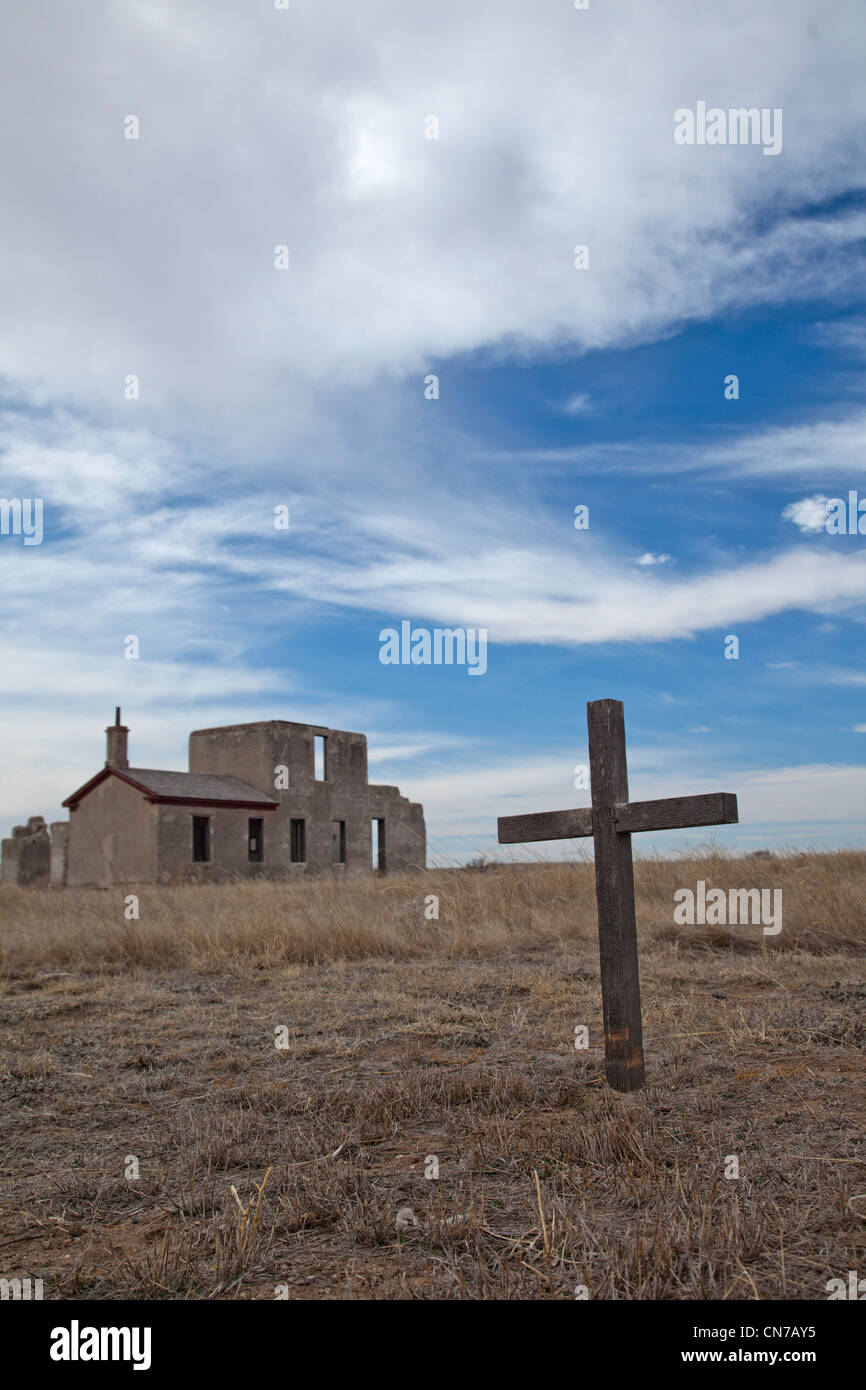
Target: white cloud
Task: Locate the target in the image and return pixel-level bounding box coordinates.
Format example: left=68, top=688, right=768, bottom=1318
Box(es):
left=412, top=752, right=866, bottom=859
left=562, top=393, right=593, bottom=416
left=367, top=735, right=467, bottom=764
left=812, top=318, right=866, bottom=357
left=5, top=463, right=866, bottom=684
left=0, top=0, right=864, bottom=439
left=486, top=411, right=866, bottom=481
left=257, top=529, right=866, bottom=646
left=700, top=413, right=866, bottom=481
left=635, top=552, right=673, bottom=566
left=823, top=670, right=866, bottom=686
left=782, top=495, right=830, bottom=532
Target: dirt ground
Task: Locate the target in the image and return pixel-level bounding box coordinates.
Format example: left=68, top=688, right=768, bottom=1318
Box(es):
left=1, top=855, right=864, bottom=1299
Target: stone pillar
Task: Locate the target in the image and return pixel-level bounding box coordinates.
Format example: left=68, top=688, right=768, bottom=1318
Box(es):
left=0, top=837, right=22, bottom=886
left=50, top=822, right=69, bottom=886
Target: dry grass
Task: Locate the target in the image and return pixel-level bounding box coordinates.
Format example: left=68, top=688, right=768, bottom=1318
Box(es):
left=2, top=847, right=864, bottom=974
left=0, top=850, right=864, bottom=1300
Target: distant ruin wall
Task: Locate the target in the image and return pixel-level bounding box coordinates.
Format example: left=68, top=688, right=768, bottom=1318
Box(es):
left=49, top=822, right=69, bottom=886
left=0, top=815, right=53, bottom=886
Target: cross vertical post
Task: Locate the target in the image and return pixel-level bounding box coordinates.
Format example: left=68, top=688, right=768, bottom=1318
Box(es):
left=587, top=699, right=645, bottom=1092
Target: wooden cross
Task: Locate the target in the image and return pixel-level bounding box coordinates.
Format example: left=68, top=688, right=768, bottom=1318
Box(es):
left=497, top=699, right=738, bottom=1093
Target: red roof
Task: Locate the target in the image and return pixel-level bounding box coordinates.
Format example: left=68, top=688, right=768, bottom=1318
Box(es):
left=63, top=766, right=279, bottom=811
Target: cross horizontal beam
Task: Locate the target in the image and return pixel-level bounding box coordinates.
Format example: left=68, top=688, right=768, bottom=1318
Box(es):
left=617, top=791, right=738, bottom=834
left=497, top=807, right=593, bottom=843
left=497, top=791, right=737, bottom=844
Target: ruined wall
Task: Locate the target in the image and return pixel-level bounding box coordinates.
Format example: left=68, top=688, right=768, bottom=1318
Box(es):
left=0, top=816, right=51, bottom=886
left=66, top=777, right=158, bottom=887
left=367, top=786, right=427, bottom=873
left=49, top=822, right=69, bottom=886
left=155, top=803, right=279, bottom=883
left=0, top=838, right=21, bottom=886
left=189, top=721, right=372, bottom=875
left=189, top=721, right=426, bottom=875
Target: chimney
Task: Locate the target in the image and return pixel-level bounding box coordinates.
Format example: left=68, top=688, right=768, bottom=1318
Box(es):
left=105, top=706, right=130, bottom=770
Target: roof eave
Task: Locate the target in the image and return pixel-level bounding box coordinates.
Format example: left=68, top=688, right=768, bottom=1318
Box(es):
left=63, top=765, right=278, bottom=812
left=147, top=794, right=279, bottom=810
left=62, top=765, right=146, bottom=809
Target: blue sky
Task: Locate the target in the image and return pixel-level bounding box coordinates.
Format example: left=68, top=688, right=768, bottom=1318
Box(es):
left=1, top=0, right=866, bottom=862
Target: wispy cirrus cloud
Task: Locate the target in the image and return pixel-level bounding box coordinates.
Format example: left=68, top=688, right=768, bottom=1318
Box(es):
left=5, top=447, right=866, bottom=664
left=478, top=410, right=866, bottom=480
left=561, top=393, right=594, bottom=416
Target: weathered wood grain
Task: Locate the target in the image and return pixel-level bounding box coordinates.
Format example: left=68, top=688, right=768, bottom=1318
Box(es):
left=497, top=808, right=593, bottom=843
left=616, top=792, right=738, bottom=834
left=587, top=699, right=645, bottom=1093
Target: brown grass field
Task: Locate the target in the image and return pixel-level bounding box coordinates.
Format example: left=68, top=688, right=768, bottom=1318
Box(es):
left=1, top=850, right=864, bottom=1301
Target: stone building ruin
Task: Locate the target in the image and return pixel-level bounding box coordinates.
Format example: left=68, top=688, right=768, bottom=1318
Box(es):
left=1, top=710, right=426, bottom=887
